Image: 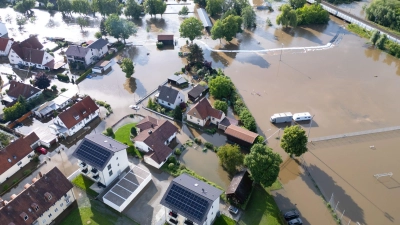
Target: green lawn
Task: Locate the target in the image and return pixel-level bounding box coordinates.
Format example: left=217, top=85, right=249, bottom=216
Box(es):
left=71, top=174, right=98, bottom=197
left=266, top=179, right=283, bottom=192
left=114, top=123, right=137, bottom=145
left=59, top=199, right=138, bottom=225
left=213, top=214, right=236, bottom=225
left=238, top=185, right=284, bottom=225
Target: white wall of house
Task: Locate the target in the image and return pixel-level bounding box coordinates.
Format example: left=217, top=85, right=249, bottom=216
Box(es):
left=204, top=197, right=220, bottom=225
left=210, top=113, right=225, bottom=125
left=187, top=115, right=206, bottom=126
left=101, top=150, right=129, bottom=186
left=27, top=91, right=42, bottom=101
left=0, top=39, right=13, bottom=56
left=143, top=152, right=171, bottom=169
left=8, top=49, right=53, bottom=69
left=39, top=51, right=54, bottom=68
left=0, top=151, right=34, bottom=183
left=157, top=91, right=185, bottom=109
left=55, top=109, right=99, bottom=137
left=33, top=189, right=75, bottom=225
left=164, top=132, right=177, bottom=145
left=134, top=141, right=150, bottom=152
left=96, top=45, right=108, bottom=58
left=8, top=49, right=23, bottom=65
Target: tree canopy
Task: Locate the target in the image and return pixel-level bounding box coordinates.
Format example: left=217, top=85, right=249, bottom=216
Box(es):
left=35, top=74, right=51, bottom=90
left=125, top=0, right=143, bottom=19
left=376, top=34, right=388, bottom=50
left=77, top=17, right=89, bottom=31
left=239, top=109, right=257, bottom=132
left=209, top=75, right=234, bottom=99
left=214, top=100, right=228, bottom=114
left=370, top=30, right=380, bottom=46
left=14, top=0, right=35, bottom=15
left=173, top=106, right=183, bottom=121
left=72, top=0, right=90, bottom=15
left=205, top=0, right=223, bottom=17
left=3, top=102, right=26, bottom=122
left=178, top=5, right=189, bottom=16
left=120, top=58, right=135, bottom=78
left=179, top=17, right=203, bottom=42
left=187, top=44, right=204, bottom=65
left=241, top=6, right=256, bottom=29
left=217, top=144, right=244, bottom=174
left=295, top=4, right=329, bottom=25
left=57, top=0, right=73, bottom=15
left=16, top=16, right=27, bottom=28
left=244, top=144, right=282, bottom=187
left=210, top=19, right=224, bottom=42
left=289, top=0, right=306, bottom=9
left=366, top=0, right=400, bottom=32
left=232, top=0, right=250, bottom=15
left=276, top=4, right=297, bottom=28
left=105, top=14, right=137, bottom=43
left=211, top=15, right=242, bottom=42
left=143, top=0, right=166, bottom=17
left=92, top=0, right=122, bottom=17
left=280, top=125, right=308, bottom=157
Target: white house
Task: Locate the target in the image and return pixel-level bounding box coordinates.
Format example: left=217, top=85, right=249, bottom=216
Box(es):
left=160, top=173, right=223, bottom=225
left=157, top=85, right=185, bottom=109
left=8, top=36, right=55, bottom=70
left=0, top=167, right=76, bottom=225
left=72, top=133, right=130, bottom=186
left=134, top=116, right=178, bottom=168
left=2, top=80, right=42, bottom=106
left=0, top=37, right=13, bottom=56
left=66, top=38, right=108, bottom=67
left=186, top=97, right=225, bottom=127
left=0, top=132, right=40, bottom=184
left=87, top=38, right=108, bottom=58
left=0, top=22, right=7, bottom=38
left=52, top=96, right=99, bottom=137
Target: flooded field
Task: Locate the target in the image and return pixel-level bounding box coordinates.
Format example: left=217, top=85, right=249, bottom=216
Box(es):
left=336, top=0, right=371, bottom=19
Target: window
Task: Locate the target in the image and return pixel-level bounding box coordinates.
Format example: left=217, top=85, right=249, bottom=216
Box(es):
left=60, top=203, right=64, bottom=207
left=17, top=161, right=22, bottom=166
left=43, top=219, right=46, bottom=223
left=54, top=208, right=58, bottom=213
left=190, top=116, right=192, bottom=119
left=109, top=170, right=113, bottom=176
left=116, top=157, right=118, bottom=160
left=24, top=215, right=28, bottom=221
left=66, top=198, right=70, bottom=204
left=48, top=214, right=52, bottom=218
left=168, top=103, right=170, bottom=106
left=212, top=118, right=215, bottom=120
left=197, top=119, right=200, bottom=122
left=107, top=164, right=111, bottom=170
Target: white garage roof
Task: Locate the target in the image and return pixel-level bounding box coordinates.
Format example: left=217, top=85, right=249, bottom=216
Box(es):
left=103, top=166, right=151, bottom=212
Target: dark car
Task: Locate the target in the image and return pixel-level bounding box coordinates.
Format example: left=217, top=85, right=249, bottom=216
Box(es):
left=284, top=210, right=300, bottom=221
left=287, top=218, right=303, bottom=225
left=228, top=206, right=239, bottom=214
left=35, top=146, right=48, bottom=155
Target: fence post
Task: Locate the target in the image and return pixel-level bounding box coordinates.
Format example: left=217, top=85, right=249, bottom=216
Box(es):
left=334, top=201, right=339, bottom=211
left=340, top=210, right=345, bottom=220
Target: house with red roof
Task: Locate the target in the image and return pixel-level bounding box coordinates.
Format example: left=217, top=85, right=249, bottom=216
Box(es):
left=186, top=97, right=225, bottom=127
left=0, top=37, right=13, bottom=56
left=52, top=96, right=99, bottom=137
left=8, top=36, right=55, bottom=70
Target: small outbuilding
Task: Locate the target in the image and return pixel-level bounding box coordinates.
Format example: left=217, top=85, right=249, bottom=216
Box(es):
left=168, top=75, right=188, bottom=88
left=224, top=125, right=258, bottom=147
left=226, top=170, right=254, bottom=204
left=218, top=117, right=238, bottom=131
left=197, top=8, right=212, bottom=29
left=157, top=34, right=174, bottom=45
left=92, top=60, right=112, bottom=73
left=187, top=84, right=209, bottom=102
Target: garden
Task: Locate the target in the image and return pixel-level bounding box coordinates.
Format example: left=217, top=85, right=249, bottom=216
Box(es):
left=111, top=122, right=143, bottom=158
left=71, top=174, right=98, bottom=197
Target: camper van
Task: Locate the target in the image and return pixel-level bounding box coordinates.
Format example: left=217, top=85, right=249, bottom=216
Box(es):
left=293, top=112, right=312, bottom=122
left=270, top=112, right=293, bottom=123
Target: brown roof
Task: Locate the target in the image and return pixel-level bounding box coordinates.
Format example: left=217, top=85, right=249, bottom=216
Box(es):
left=224, top=125, right=258, bottom=144
left=220, top=117, right=238, bottom=127
left=0, top=37, right=11, bottom=51
left=134, top=118, right=178, bottom=164
left=57, top=96, right=99, bottom=129
left=158, top=34, right=174, bottom=41
left=0, top=132, right=39, bottom=175
left=0, top=167, right=73, bottom=225
left=19, top=36, right=43, bottom=50
left=7, top=81, right=41, bottom=99
left=11, top=44, right=45, bottom=64
left=226, top=170, right=253, bottom=203
left=187, top=98, right=224, bottom=120
left=136, top=116, right=160, bottom=131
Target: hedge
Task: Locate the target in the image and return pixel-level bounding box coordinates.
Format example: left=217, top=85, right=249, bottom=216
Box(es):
left=57, top=73, right=70, bottom=82
left=76, top=69, right=91, bottom=84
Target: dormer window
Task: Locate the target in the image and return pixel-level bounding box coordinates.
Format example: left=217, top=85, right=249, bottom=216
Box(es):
left=7, top=158, right=11, bottom=163
left=31, top=90, right=34, bottom=94
left=44, top=192, right=52, bottom=200
left=31, top=203, right=39, bottom=211
left=13, top=155, right=17, bottom=159
left=74, top=115, right=80, bottom=120
left=82, top=110, right=86, bottom=114
left=20, top=212, right=28, bottom=221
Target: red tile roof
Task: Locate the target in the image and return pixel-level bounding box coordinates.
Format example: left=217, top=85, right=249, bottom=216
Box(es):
left=7, top=81, right=41, bottom=99
left=224, top=125, right=258, bottom=144
left=0, top=37, right=11, bottom=51
left=57, top=96, right=99, bottom=129
left=19, top=36, right=43, bottom=50
left=0, top=167, right=73, bottom=225
left=187, top=97, right=224, bottom=120
left=10, top=36, right=45, bottom=64
left=0, top=132, right=39, bottom=174
left=136, top=116, right=160, bottom=131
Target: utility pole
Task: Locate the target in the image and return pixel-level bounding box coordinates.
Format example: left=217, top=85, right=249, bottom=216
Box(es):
left=280, top=43, right=284, bottom=61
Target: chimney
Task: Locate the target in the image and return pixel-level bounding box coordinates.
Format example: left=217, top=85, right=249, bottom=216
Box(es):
left=39, top=172, right=43, bottom=178
left=148, top=130, right=152, bottom=134
left=32, top=177, right=38, bottom=183
left=10, top=194, right=17, bottom=200
left=202, top=188, right=204, bottom=192
left=24, top=183, right=31, bottom=189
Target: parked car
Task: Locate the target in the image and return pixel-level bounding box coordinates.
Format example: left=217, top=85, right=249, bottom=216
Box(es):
left=35, top=146, right=48, bottom=155
left=228, top=206, right=239, bottom=214
left=284, top=210, right=300, bottom=221
left=129, top=105, right=140, bottom=110
left=287, top=218, right=303, bottom=225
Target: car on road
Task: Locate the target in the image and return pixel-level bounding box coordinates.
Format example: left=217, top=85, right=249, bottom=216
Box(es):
left=35, top=146, right=48, bottom=155
left=228, top=206, right=239, bottom=214
left=284, top=210, right=300, bottom=221
left=287, top=218, right=303, bottom=225
left=129, top=105, right=140, bottom=110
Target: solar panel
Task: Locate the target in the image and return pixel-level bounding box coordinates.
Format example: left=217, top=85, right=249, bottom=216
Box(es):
left=165, top=184, right=209, bottom=222
left=75, top=140, right=111, bottom=169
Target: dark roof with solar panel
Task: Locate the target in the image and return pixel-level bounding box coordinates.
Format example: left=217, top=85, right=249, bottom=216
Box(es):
left=72, top=134, right=127, bottom=170
left=160, top=174, right=223, bottom=224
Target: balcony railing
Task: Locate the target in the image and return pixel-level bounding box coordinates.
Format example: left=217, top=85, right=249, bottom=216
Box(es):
left=92, top=175, right=100, bottom=181
left=184, top=219, right=194, bottom=225
left=81, top=168, right=88, bottom=174
left=169, top=211, right=178, bottom=218
left=79, top=162, right=87, bottom=169
left=168, top=218, right=178, bottom=225
left=91, top=168, right=99, bottom=176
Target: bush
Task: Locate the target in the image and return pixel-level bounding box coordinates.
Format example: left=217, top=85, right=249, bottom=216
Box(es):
left=130, top=127, right=137, bottom=136
left=168, top=163, right=175, bottom=170
left=105, top=127, right=114, bottom=137
left=129, top=114, right=134, bottom=118
left=175, top=148, right=182, bottom=156
left=194, top=138, right=202, bottom=144
left=23, top=169, right=32, bottom=176
left=3, top=184, right=9, bottom=191
left=51, top=85, right=57, bottom=92
left=156, top=42, right=164, bottom=49
left=179, top=164, right=186, bottom=170
left=296, top=4, right=329, bottom=26
left=61, top=88, right=67, bottom=92
left=57, top=73, right=70, bottom=82
left=168, top=156, right=177, bottom=164
left=76, top=69, right=92, bottom=84
left=204, top=142, right=213, bottom=149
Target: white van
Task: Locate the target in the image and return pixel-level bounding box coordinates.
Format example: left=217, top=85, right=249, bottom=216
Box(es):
left=293, top=112, right=312, bottom=122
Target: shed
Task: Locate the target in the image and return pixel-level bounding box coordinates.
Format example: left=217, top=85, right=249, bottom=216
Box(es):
left=158, top=35, right=174, bottom=45
left=167, top=75, right=188, bottom=88
left=224, top=125, right=258, bottom=147
left=218, top=117, right=238, bottom=131
left=33, top=101, right=57, bottom=118
left=197, top=8, right=212, bottom=29
left=92, top=60, right=112, bottom=73
left=188, top=84, right=209, bottom=102
left=226, top=170, right=254, bottom=204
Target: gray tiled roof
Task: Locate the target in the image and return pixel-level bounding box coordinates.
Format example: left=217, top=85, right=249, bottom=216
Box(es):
left=88, top=38, right=108, bottom=50
left=158, top=85, right=180, bottom=104
left=65, top=45, right=90, bottom=57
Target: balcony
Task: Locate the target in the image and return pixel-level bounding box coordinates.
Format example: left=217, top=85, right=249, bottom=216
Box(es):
left=168, top=218, right=178, bottom=225
left=92, top=175, right=100, bottom=181
left=81, top=168, right=88, bottom=174
left=184, top=219, right=194, bottom=225
left=79, top=162, right=87, bottom=169
left=169, top=211, right=178, bottom=219
left=91, top=168, right=99, bottom=176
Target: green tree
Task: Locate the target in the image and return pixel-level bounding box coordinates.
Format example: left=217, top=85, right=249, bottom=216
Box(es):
left=130, top=126, right=137, bottom=136
left=147, top=97, right=155, bottom=109
left=120, top=19, right=138, bottom=43
left=217, top=144, right=244, bottom=174
left=222, top=8, right=237, bottom=19
left=35, top=74, right=51, bottom=90
left=94, top=31, right=102, bottom=39
left=370, top=30, right=380, bottom=46
left=376, top=34, right=388, bottom=50
left=366, top=0, right=400, bottom=32
left=295, top=4, right=329, bottom=26
left=241, top=6, right=256, bottom=29
left=211, top=19, right=224, bottom=43
left=206, top=0, right=223, bottom=17
left=143, top=0, right=166, bottom=17
left=244, top=144, right=283, bottom=187
left=92, top=0, right=121, bottom=16
left=209, top=75, right=234, bottom=99
left=187, top=43, right=204, bottom=64
left=51, top=85, right=57, bottom=92
left=214, top=100, right=228, bottom=114
left=276, top=4, right=297, bottom=28
left=57, top=0, right=73, bottom=15
left=77, top=16, right=89, bottom=31
left=178, top=5, right=189, bottom=16
left=194, top=0, right=206, bottom=7
left=16, top=16, right=27, bottom=28
left=173, top=106, right=183, bottom=121
left=155, top=0, right=167, bottom=17
left=280, top=125, right=308, bottom=157
left=125, top=0, right=143, bottom=19
left=239, top=109, right=256, bottom=132
left=105, top=127, right=114, bottom=136
left=221, top=15, right=242, bottom=42
left=47, top=2, right=54, bottom=10
left=72, top=0, right=90, bottom=15
left=289, top=0, right=306, bottom=9
left=14, top=0, right=35, bottom=15
left=232, top=0, right=250, bottom=15
left=104, top=14, right=121, bottom=39
left=3, top=102, right=27, bottom=121
left=179, top=17, right=203, bottom=43
left=120, top=58, right=134, bottom=78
